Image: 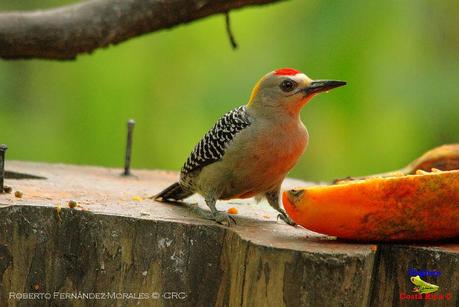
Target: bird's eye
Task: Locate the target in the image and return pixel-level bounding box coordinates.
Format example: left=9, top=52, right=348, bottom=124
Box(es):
left=279, top=79, right=297, bottom=92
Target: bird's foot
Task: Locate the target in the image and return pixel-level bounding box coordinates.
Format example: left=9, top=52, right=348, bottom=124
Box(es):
left=213, top=211, right=237, bottom=226
left=277, top=210, right=296, bottom=226
left=188, top=205, right=236, bottom=226
left=188, top=204, right=213, bottom=219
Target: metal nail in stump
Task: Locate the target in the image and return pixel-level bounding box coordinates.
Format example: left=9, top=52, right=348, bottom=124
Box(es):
left=123, top=119, right=135, bottom=176
left=0, top=144, right=7, bottom=193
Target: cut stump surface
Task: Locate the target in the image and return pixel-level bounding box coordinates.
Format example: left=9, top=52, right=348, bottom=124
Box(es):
left=0, top=161, right=457, bottom=307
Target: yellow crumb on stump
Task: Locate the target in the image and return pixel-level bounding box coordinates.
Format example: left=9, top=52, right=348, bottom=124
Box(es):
left=227, top=207, right=238, bottom=215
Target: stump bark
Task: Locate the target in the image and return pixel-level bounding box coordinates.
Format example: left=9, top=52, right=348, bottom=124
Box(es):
left=0, top=161, right=457, bottom=306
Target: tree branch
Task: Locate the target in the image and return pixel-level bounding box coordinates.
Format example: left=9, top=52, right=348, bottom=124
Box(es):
left=0, top=0, right=283, bottom=60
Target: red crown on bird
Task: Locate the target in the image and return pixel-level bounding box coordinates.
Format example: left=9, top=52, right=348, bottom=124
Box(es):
left=274, top=68, right=301, bottom=76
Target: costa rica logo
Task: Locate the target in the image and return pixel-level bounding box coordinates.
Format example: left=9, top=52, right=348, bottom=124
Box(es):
left=399, top=268, right=453, bottom=301
left=410, top=275, right=439, bottom=294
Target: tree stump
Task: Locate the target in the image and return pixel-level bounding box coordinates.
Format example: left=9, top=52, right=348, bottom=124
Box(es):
left=0, top=161, right=457, bottom=306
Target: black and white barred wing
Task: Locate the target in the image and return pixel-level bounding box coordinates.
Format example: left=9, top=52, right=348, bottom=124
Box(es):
left=181, top=106, right=251, bottom=175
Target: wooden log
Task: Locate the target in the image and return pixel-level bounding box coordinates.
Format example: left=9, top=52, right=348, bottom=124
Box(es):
left=0, top=161, right=457, bottom=306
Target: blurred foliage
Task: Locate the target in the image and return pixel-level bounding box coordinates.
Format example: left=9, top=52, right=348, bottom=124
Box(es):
left=0, top=0, right=458, bottom=182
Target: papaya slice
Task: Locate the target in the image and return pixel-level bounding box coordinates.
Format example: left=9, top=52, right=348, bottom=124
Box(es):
left=404, top=144, right=459, bottom=173
left=334, top=144, right=459, bottom=184
left=283, top=170, right=459, bottom=241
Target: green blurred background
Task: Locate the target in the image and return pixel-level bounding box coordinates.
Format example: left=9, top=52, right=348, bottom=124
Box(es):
left=0, top=0, right=458, bottom=182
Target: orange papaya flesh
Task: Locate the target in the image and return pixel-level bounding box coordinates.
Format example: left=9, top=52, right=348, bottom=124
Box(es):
left=283, top=170, right=459, bottom=241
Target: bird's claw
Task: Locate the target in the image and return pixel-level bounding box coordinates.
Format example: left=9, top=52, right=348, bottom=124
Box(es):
left=188, top=206, right=236, bottom=226
left=189, top=204, right=213, bottom=219
left=277, top=212, right=296, bottom=226
left=213, top=211, right=237, bottom=226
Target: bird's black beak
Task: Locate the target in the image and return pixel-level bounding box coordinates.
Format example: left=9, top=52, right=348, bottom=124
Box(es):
left=303, top=80, right=346, bottom=95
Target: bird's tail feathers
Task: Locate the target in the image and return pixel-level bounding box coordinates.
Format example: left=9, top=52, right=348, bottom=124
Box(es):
left=153, top=182, right=193, bottom=202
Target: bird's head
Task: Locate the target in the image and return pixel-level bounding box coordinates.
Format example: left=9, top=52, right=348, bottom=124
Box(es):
left=247, top=68, right=346, bottom=116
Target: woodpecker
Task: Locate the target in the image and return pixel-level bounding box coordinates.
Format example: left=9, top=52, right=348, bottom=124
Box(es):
left=155, top=68, right=346, bottom=225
